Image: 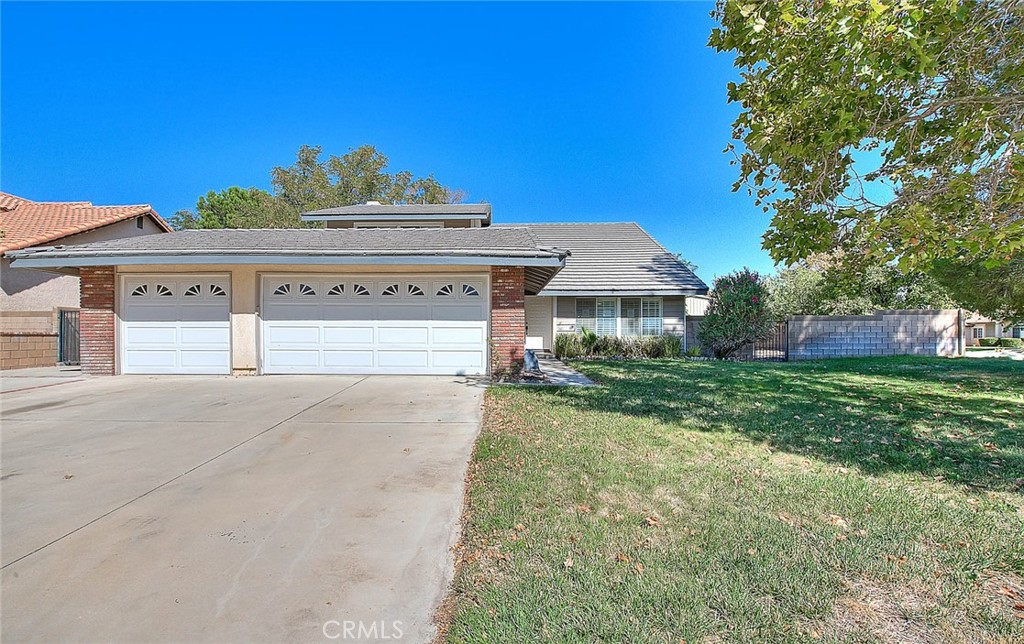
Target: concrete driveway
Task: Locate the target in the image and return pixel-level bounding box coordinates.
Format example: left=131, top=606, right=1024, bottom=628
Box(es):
left=1, top=374, right=483, bottom=643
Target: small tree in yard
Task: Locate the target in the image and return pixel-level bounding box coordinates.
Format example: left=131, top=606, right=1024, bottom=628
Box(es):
left=697, top=269, right=775, bottom=359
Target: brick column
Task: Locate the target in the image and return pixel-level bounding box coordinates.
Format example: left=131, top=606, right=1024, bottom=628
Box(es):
left=80, top=266, right=116, bottom=375
left=490, top=266, right=525, bottom=378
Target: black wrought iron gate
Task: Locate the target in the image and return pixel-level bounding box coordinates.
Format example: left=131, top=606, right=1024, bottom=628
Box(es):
left=58, top=309, right=80, bottom=365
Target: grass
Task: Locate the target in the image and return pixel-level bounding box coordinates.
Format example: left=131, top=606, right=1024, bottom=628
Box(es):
left=444, top=357, right=1024, bottom=643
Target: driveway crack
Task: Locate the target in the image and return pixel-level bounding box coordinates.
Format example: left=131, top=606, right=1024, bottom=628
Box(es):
left=1, top=377, right=367, bottom=570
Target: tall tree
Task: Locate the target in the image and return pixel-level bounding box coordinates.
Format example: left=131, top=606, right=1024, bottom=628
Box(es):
left=272, top=144, right=464, bottom=212
left=168, top=145, right=466, bottom=230
left=768, top=254, right=956, bottom=318
left=710, top=0, right=1024, bottom=318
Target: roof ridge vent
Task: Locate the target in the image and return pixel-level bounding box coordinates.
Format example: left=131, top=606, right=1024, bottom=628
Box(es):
left=365, top=200, right=382, bottom=206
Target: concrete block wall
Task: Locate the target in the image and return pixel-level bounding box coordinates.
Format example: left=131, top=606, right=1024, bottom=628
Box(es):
left=0, top=332, right=58, bottom=369
left=788, top=309, right=961, bottom=360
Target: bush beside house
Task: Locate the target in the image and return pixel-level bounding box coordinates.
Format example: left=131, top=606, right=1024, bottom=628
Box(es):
left=554, top=332, right=682, bottom=360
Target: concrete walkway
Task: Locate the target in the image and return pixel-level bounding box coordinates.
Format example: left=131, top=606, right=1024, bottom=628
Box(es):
left=535, top=357, right=597, bottom=386
left=2, top=375, right=483, bottom=643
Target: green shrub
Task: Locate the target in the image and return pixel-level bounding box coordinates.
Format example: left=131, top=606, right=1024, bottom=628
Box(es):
left=999, top=337, right=1023, bottom=349
left=697, top=268, right=776, bottom=359
left=684, top=346, right=703, bottom=358
left=978, top=337, right=1000, bottom=347
left=554, top=333, right=682, bottom=360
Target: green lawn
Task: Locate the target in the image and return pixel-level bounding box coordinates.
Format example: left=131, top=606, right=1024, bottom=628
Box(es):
left=444, top=357, right=1024, bottom=643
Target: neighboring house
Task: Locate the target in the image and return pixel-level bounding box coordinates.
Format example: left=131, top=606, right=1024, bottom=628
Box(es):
left=8, top=202, right=707, bottom=376
left=965, top=313, right=1024, bottom=345
left=0, top=192, right=170, bottom=369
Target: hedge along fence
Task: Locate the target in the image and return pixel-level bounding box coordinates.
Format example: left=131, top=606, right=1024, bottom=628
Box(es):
left=555, top=333, right=682, bottom=360
left=978, top=337, right=1024, bottom=349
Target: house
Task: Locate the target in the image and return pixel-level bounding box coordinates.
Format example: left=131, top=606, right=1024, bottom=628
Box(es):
left=965, top=313, right=1024, bottom=345
left=0, top=192, right=170, bottom=369
left=7, top=202, right=708, bottom=376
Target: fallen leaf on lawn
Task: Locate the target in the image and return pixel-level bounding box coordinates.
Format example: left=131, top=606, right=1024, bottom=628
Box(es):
left=563, top=556, right=573, bottom=569
left=643, top=516, right=661, bottom=527
left=778, top=512, right=799, bottom=527
left=997, top=586, right=1018, bottom=599
left=615, top=553, right=630, bottom=563
left=634, top=562, right=645, bottom=573
left=747, top=548, right=756, bottom=555
left=515, top=523, right=525, bottom=532
left=577, top=505, right=592, bottom=514
left=829, top=515, right=849, bottom=530
left=1013, top=603, right=1024, bottom=612
left=831, top=437, right=843, bottom=443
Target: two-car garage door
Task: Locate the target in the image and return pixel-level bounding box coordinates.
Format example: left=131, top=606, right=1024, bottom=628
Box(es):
left=119, top=273, right=489, bottom=375
left=260, top=274, right=488, bottom=375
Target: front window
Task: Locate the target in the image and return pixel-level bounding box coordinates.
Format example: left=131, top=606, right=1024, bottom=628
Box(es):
left=1013, top=325, right=1023, bottom=339
left=595, top=298, right=617, bottom=336
left=575, top=297, right=664, bottom=337
left=973, top=327, right=985, bottom=339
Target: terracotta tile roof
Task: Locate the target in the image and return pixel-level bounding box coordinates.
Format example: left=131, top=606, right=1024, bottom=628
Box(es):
left=0, top=192, right=171, bottom=253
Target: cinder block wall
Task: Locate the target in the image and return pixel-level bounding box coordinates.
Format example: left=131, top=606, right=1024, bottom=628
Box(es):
left=788, top=309, right=961, bottom=360
left=0, top=332, right=58, bottom=369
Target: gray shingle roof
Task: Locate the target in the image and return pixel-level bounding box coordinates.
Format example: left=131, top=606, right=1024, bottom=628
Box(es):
left=497, top=222, right=708, bottom=295
left=8, top=227, right=563, bottom=262
left=302, top=203, right=491, bottom=224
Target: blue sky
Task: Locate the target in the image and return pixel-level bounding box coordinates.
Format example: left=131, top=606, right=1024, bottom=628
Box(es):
left=1, top=1, right=775, bottom=280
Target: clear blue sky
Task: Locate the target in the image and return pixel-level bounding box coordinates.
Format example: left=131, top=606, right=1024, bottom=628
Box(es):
left=0, top=1, right=775, bottom=281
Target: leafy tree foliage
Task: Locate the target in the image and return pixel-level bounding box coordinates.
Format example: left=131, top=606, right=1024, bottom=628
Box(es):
left=931, top=256, right=1024, bottom=322
left=710, top=1, right=1024, bottom=317
left=768, top=254, right=956, bottom=317
left=271, top=145, right=464, bottom=212
left=697, top=269, right=776, bottom=358
left=169, top=145, right=464, bottom=230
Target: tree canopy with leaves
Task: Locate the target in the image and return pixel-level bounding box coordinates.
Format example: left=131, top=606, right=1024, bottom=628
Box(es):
left=168, top=144, right=464, bottom=230
left=710, top=0, right=1023, bottom=319
left=767, top=253, right=955, bottom=317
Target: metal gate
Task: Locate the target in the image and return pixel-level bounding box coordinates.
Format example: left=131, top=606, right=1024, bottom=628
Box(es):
left=58, top=309, right=80, bottom=365
left=751, top=321, right=788, bottom=361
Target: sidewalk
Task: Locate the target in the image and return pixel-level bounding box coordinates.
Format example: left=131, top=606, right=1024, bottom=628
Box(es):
left=1, top=366, right=86, bottom=394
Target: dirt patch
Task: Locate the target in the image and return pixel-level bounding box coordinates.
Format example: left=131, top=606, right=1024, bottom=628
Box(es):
left=805, top=575, right=1021, bottom=643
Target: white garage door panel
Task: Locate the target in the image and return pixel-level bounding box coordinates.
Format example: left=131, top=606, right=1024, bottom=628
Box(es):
left=124, top=326, right=178, bottom=345
left=433, top=327, right=485, bottom=345
left=324, top=351, right=374, bottom=367
left=433, top=351, right=484, bottom=368
left=324, top=327, right=374, bottom=344
left=261, top=274, right=488, bottom=375
left=124, top=350, right=177, bottom=368
left=121, top=276, right=231, bottom=375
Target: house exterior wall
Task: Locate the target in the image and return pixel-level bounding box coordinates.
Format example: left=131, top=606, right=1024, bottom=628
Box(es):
left=553, top=295, right=687, bottom=336
left=788, top=309, right=961, bottom=360
left=490, top=266, right=525, bottom=376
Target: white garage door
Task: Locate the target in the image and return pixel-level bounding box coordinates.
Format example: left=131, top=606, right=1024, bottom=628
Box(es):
left=261, top=274, right=488, bottom=375
left=120, top=275, right=231, bottom=375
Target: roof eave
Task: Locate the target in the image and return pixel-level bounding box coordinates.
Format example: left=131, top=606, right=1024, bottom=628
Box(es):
left=10, top=252, right=565, bottom=269
left=536, top=288, right=709, bottom=297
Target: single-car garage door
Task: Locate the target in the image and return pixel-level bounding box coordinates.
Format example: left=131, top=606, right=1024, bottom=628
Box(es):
left=261, top=274, right=487, bottom=375
left=120, top=275, right=231, bottom=374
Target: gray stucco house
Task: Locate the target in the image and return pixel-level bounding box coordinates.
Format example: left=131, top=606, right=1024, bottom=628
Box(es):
left=9, top=202, right=708, bottom=376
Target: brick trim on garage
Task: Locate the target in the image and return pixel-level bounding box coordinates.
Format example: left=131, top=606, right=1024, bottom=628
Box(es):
left=80, top=266, right=116, bottom=375
left=490, top=266, right=525, bottom=377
